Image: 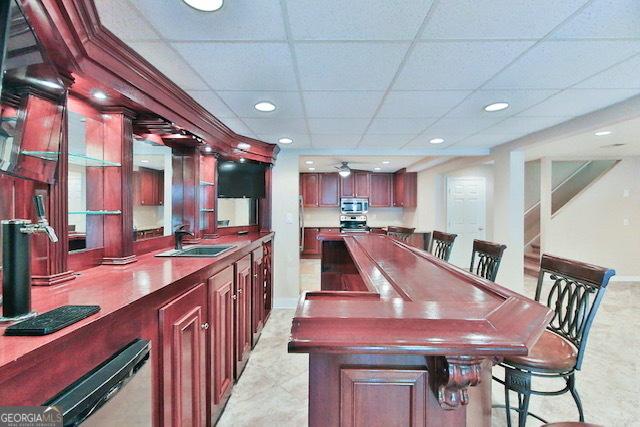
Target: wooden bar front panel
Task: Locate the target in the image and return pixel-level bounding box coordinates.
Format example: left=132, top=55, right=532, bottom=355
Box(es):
left=234, top=255, right=252, bottom=379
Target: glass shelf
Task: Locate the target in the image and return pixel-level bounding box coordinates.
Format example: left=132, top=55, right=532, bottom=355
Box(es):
left=1, top=117, right=17, bottom=122
left=68, top=210, right=122, bottom=215
left=199, top=180, right=215, bottom=186
left=200, top=208, right=215, bottom=212
left=20, top=151, right=121, bottom=167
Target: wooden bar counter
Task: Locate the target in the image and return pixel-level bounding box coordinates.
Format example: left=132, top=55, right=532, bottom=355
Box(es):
left=289, top=233, right=552, bottom=426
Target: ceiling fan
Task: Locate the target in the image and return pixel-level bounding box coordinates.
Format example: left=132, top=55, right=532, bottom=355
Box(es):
left=334, top=161, right=351, bottom=177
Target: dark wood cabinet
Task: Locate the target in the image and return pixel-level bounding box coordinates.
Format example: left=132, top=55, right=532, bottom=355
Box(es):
left=159, top=283, right=207, bottom=427
left=251, top=246, right=265, bottom=346
left=207, top=266, right=235, bottom=422
left=263, top=241, right=273, bottom=320
left=319, top=173, right=340, bottom=207
left=302, top=227, right=321, bottom=256
left=301, top=173, right=319, bottom=207
left=369, top=173, right=393, bottom=207
left=137, top=167, right=164, bottom=206
left=354, top=171, right=370, bottom=198
left=393, top=169, right=417, bottom=208
left=234, top=255, right=252, bottom=380
left=340, top=173, right=355, bottom=198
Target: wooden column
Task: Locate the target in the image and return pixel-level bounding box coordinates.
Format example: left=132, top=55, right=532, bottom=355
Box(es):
left=172, top=147, right=201, bottom=242
left=100, top=108, right=137, bottom=264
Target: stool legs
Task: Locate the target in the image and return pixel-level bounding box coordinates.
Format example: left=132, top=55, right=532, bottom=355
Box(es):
left=504, top=366, right=533, bottom=427
left=567, top=373, right=585, bottom=422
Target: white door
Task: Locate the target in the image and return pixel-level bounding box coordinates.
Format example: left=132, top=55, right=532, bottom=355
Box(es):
left=446, top=177, right=486, bottom=269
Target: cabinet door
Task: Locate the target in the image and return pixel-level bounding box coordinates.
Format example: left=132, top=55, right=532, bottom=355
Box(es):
left=234, top=255, right=252, bottom=379
left=404, top=172, right=417, bottom=208
left=354, top=172, right=370, bottom=198
left=301, top=173, right=319, bottom=207
left=208, top=266, right=235, bottom=420
left=263, top=241, right=273, bottom=319
left=370, top=174, right=392, bottom=207
left=157, top=171, right=164, bottom=205
left=302, top=228, right=320, bottom=255
left=318, top=173, right=340, bottom=207
left=251, top=246, right=265, bottom=346
left=159, top=283, right=207, bottom=427
left=340, top=173, right=355, bottom=198
left=393, top=172, right=405, bottom=207
left=139, top=168, right=153, bottom=205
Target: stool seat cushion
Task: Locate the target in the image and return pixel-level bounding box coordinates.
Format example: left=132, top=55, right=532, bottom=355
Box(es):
left=504, top=330, right=577, bottom=371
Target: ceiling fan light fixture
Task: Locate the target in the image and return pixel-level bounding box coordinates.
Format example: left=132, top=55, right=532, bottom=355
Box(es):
left=338, top=162, right=351, bottom=177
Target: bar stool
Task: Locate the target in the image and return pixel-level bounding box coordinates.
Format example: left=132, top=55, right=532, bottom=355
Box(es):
left=429, top=230, right=457, bottom=261
left=469, top=239, right=507, bottom=281
left=493, top=254, right=615, bottom=427
left=387, top=226, right=415, bottom=243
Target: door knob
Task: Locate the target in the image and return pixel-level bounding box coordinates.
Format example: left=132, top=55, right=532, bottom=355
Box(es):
left=478, top=227, right=485, bottom=231
left=201, top=322, right=209, bottom=330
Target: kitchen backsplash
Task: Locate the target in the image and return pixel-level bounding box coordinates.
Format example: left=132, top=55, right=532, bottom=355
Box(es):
left=303, top=207, right=405, bottom=228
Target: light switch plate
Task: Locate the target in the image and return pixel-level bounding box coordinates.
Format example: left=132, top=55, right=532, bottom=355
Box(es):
left=623, top=218, right=630, bottom=226
left=285, top=212, right=294, bottom=224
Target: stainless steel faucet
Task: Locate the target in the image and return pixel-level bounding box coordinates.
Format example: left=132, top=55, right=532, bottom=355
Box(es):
left=1, top=195, right=58, bottom=322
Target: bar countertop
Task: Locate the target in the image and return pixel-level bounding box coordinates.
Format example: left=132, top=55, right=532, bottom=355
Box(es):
left=289, top=233, right=552, bottom=356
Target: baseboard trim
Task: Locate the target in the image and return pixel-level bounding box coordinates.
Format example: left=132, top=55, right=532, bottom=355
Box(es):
left=273, top=297, right=300, bottom=309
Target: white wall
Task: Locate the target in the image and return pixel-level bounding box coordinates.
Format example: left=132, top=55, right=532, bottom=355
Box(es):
left=271, top=151, right=301, bottom=308
left=546, top=157, right=640, bottom=279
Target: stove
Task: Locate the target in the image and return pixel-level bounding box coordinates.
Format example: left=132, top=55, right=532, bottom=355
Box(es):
left=340, top=215, right=368, bottom=233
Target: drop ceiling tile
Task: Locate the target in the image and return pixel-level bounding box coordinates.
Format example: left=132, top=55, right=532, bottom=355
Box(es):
left=486, top=40, right=640, bottom=89
left=453, top=134, right=517, bottom=148
left=95, top=0, right=160, bottom=41
left=219, top=118, right=256, bottom=137
left=403, top=133, right=467, bottom=148
left=359, top=134, right=416, bottom=148
left=172, top=42, right=297, bottom=91
left=217, top=91, right=304, bottom=118
left=243, top=118, right=308, bottom=135
left=187, top=90, right=236, bottom=118
left=425, top=117, right=506, bottom=136
left=295, top=42, right=409, bottom=90
left=127, top=41, right=209, bottom=90
left=303, top=91, right=384, bottom=118
left=377, top=91, right=471, bottom=118
left=394, top=41, right=533, bottom=90
left=257, top=134, right=312, bottom=148
left=130, top=0, right=286, bottom=40
left=311, top=134, right=361, bottom=148
left=307, top=118, right=370, bottom=134
left=550, top=0, right=640, bottom=40
left=286, top=0, right=433, bottom=41
left=421, top=0, right=586, bottom=40
left=484, top=116, right=573, bottom=135
left=366, top=118, right=433, bottom=135
left=446, top=90, right=558, bottom=118
left=576, top=55, right=640, bottom=89
left=520, top=88, right=639, bottom=117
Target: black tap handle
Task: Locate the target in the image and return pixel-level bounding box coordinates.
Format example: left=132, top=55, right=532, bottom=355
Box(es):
left=34, top=195, right=46, bottom=220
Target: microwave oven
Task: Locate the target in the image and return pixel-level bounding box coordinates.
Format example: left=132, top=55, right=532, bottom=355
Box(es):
left=341, top=198, right=369, bottom=214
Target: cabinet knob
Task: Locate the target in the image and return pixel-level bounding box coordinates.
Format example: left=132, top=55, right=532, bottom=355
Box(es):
left=232, top=295, right=237, bottom=300
left=238, top=288, right=243, bottom=294
left=201, top=322, right=209, bottom=330
left=253, top=273, right=258, bottom=278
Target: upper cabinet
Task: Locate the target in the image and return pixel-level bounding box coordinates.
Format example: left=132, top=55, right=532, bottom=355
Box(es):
left=369, top=174, right=393, bottom=207
left=301, top=173, right=340, bottom=207
left=393, top=169, right=417, bottom=208
left=353, top=172, right=371, bottom=198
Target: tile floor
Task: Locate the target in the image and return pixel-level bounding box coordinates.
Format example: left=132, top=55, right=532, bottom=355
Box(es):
left=218, top=259, right=639, bottom=426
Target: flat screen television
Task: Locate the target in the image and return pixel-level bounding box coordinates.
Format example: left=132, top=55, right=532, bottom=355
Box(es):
left=217, top=160, right=266, bottom=199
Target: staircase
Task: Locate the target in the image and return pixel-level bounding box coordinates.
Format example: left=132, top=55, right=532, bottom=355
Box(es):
left=523, top=159, right=620, bottom=277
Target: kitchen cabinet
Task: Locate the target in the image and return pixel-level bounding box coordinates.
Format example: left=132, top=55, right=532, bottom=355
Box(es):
left=369, top=173, right=393, bottom=207
left=263, top=241, right=273, bottom=320
left=137, top=167, right=164, bottom=206
left=302, top=227, right=321, bottom=256
left=340, top=173, right=355, bottom=198
left=319, top=173, right=340, bottom=207
left=393, top=169, right=417, bottom=208
left=251, top=245, right=265, bottom=346
left=234, top=255, right=252, bottom=379
left=207, top=265, right=235, bottom=422
left=300, top=173, right=319, bottom=207
left=354, top=171, right=370, bottom=198
left=159, top=283, right=207, bottom=427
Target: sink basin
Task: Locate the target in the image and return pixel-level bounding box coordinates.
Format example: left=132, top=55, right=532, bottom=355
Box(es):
left=156, top=245, right=236, bottom=258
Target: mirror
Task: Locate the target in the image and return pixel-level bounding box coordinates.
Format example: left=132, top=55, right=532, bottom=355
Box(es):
left=132, top=138, right=172, bottom=240
left=216, top=198, right=258, bottom=228
left=0, top=0, right=65, bottom=184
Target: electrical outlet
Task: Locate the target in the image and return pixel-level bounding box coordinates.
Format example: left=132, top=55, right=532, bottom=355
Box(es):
left=623, top=218, right=630, bottom=226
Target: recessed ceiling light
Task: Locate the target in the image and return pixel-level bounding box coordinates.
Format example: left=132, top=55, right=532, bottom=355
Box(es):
left=239, top=157, right=246, bottom=163
left=484, top=102, right=509, bottom=112
left=92, top=90, right=107, bottom=100
left=305, top=160, right=314, bottom=165
left=382, top=161, right=390, bottom=164
left=278, top=137, right=293, bottom=144
left=374, top=167, right=381, bottom=171
left=594, top=130, right=612, bottom=136
left=254, top=101, right=276, bottom=112
left=308, top=167, right=316, bottom=171
left=204, top=146, right=213, bottom=152
left=429, top=137, right=445, bottom=144
left=237, top=142, right=251, bottom=150
left=140, top=159, right=149, bottom=163
left=183, top=0, right=223, bottom=12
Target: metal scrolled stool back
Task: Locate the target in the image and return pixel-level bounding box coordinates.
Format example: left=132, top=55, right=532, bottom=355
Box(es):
left=429, top=230, right=457, bottom=262
left=469, top=239, right=507, bottom=282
